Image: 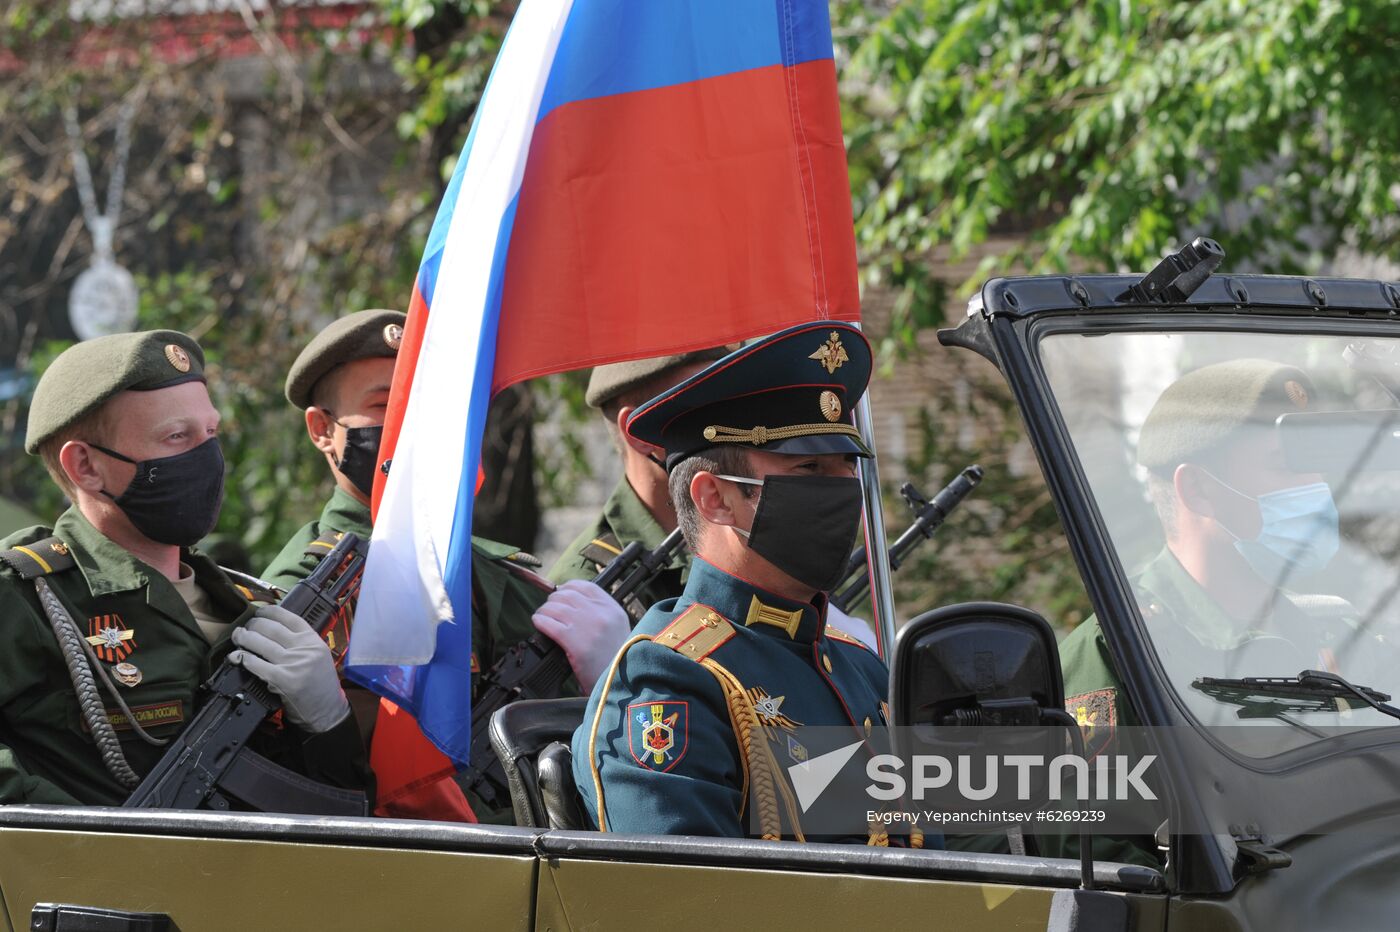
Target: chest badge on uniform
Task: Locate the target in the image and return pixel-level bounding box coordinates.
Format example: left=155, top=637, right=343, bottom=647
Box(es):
left=748, top=687, right=803, bottom=730
left=786, top=734, right=809, bottom=764
left=113, top=662, right=142, bottom=687
left=628, top=700, right=689, bottom=772
left=85, top=614, right=136, bottom=663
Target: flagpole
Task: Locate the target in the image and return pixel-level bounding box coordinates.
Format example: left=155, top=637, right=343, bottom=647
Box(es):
left=849, top=324, right=898, bottom=663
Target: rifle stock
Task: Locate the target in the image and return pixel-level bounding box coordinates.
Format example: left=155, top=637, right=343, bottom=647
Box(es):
left=124, top=533, right=369, bottom=814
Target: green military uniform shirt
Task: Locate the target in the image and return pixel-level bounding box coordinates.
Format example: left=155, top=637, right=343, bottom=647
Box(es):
left=548, top=477, right=688, bottom=619
left=0, top=507, right=370, bottom=806
left=262, top=488, right=550, bottom=822
left=1053, top=548, right=1377, bottom=867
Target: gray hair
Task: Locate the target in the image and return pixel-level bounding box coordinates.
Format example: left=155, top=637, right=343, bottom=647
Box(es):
left=668, top=446, right=755, bottom=551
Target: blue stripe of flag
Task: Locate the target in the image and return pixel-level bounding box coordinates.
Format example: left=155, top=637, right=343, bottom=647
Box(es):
left=537, top=0, right=834, bottom=123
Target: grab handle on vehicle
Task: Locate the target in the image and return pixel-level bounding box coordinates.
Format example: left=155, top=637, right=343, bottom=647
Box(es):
left=31, top=903, right=175, bottom=932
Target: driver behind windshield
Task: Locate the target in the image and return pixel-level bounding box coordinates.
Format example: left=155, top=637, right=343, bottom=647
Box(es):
left=1060, top=358, right=1356, bottom=734
left=1049, top=359, right=1372, bottom=867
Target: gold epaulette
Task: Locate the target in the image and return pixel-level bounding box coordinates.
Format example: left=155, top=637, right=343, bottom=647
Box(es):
left=825, top=624, right=873, bottom=651
left=652, top=604, right=736, bottom=661
left=303, top=529, right=345, bottom=558
left=0, top=537, right=76, bottom=580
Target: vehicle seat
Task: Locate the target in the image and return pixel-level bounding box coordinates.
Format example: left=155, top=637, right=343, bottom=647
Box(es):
left=488, top=698, right=587, bottom=828
left=538, top=741, right=587, bottom=830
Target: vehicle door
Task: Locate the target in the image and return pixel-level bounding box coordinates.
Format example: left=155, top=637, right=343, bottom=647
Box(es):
left=534, top=830, right=1167, bottom=931
left=0, top=806, right=539, bottom=930
left=946, top=271, right=1400, bottom=924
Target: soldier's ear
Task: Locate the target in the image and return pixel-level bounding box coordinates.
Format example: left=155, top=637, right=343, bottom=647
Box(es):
left=690, top=470, right=741, bottom=529
left=58, top=440, right=108, bottom=494
left=305, top=406, right=337, bottom=455
left=616, top=404, right=665, bottom=461
left=1175, top=464, right=1216, bottom=518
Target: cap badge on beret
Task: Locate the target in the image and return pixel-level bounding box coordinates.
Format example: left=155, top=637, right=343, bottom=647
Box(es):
left=819, top=390, right=842, bottom=422
left=1284, top=379, right=1309, bottom=409
left=164, top=344, right=191, bottom=373
left=383, top=323, right=404, bottom=352
left=809, top=331, right=850, bottom=374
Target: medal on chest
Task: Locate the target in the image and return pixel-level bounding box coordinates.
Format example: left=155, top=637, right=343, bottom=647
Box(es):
left=85, top=613, right=143, bottom=687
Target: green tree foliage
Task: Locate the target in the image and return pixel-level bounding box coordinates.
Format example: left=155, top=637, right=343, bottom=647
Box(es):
left=838, top=0, right=1400, bottom=626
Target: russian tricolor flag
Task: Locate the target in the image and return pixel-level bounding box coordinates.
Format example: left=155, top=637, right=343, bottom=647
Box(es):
left=347, top=0, right=860, bottom=771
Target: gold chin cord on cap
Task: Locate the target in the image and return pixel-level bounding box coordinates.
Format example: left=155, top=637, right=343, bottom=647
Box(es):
left=702, top=423, right=862, bottom=446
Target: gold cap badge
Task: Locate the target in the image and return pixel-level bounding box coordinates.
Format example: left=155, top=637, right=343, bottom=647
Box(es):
left=809, top=331, right=849, bottom=375
left=164, top=344, right=191, bottom=373
left=1284, top=379, right=1309, bottom=409
left=383, top=323, right=404, bottom=352
left=819, top=390, right=842, bottom=422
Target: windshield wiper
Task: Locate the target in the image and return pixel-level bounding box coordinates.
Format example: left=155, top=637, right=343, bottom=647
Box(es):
left=1192, top=670, right=1400, bottom=721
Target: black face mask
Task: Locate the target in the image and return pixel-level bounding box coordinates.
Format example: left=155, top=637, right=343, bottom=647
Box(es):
left=91, top=437, right=226, bottom=548
left=332, top=424, right=384, bottom=499
left=721, top=474, right=865, bottom=592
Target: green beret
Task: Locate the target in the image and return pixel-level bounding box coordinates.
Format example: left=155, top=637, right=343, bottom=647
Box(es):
left=585, top=345, right=737, bottom=409
left=285, top=309, right=405, bottom=408
left=1137, top=359, right=1315, bottom=474
left=25, top=330, right=206, bottom=454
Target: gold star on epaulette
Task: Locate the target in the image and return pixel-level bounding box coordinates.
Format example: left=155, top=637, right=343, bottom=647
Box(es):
left=809, top=331, right=849, bottom=374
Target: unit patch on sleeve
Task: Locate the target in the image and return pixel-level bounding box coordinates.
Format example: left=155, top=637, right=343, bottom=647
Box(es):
left=627, top=700, right=689, bottom=772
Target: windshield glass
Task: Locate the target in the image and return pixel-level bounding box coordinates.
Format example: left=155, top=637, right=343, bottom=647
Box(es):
left=1040, top=327, right=1400, bottom=735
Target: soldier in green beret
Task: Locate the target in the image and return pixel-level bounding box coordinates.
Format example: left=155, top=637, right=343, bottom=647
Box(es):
left=547, top=348, right=731, bottom=617
left=572, top=323, right=925, bottom=845
left=1052, top=359, right=1367, bottom=866
left=0, top=330, right=371, bottom=806
left=267, top=310, right=631, bottom=821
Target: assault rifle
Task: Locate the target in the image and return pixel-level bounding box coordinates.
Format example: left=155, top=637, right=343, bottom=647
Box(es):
left=125, top=533, right=369, bottom=815
left=830, top=465, right=984, bottom=613
left=459, top=527, right=686, bottom=811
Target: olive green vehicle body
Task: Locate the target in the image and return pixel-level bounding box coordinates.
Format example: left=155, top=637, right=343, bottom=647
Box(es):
left=6, top=268, right=1400, bottom=929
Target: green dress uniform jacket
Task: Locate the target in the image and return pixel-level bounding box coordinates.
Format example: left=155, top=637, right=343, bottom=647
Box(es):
left=547, top=477, right=688, bottom=618
left=0, top=507, right=370, bottom=806
left=572, top=558, right=915, bottom=844
left=261, top=488, right=550, bottom=822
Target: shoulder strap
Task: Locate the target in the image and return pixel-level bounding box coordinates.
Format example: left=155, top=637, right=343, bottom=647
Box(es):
left=579, top=532, right=624, bottom=571
left=652, top=604, right=737, bottom=662
left=220, top=567, right=284, bottom=604
left=303, top=529, right=345, bottom=559
left=824, top=624, right=872, bottom=651
left=0, top=536, right=77, bottom=580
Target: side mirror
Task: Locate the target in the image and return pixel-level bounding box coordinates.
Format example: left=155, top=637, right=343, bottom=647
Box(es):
left=890, top=602, right=1105, bottom=896
left=891, top=601, right=1064, bottom=733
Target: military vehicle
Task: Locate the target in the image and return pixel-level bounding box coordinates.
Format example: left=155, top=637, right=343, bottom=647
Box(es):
left=6, top=244, right=1400, bottom=930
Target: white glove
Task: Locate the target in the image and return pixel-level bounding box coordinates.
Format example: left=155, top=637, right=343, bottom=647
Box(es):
left=826, top=603, right=880, bottom=651
left=229, top=604, right=350, bottom=734
left=532, top=580, right=632, bottom=692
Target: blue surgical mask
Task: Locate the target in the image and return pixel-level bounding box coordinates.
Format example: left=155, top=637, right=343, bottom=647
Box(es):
left=1207, top=472, right=1340, bottom=582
